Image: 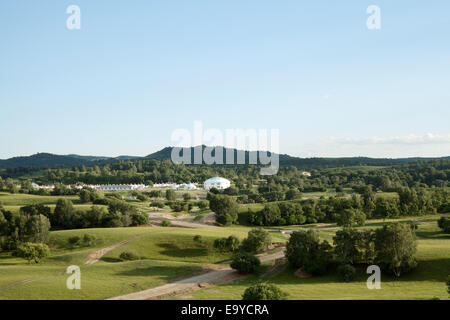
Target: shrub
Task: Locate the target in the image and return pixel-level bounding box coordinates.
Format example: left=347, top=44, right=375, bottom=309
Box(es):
left=197, top=200, right=208, bottom=210
left=151, top=201, right=165, bottom=209
left=136, top=194, right=149, bottom=202
left=337, top=264, right=356, bottom=282
left=165, top=189, right=176, bottom=201
left=182, top=193, right=191, bottom=201
left=230, top=253, right=261, bottom=274
left=438, top=217, right=450, bottom=233
left=119, top=251, right=139, bottom=261
left=68, top=236, right=81, bottom=246
left=214, top=235, right=240, bottom=252
left=131, top=212, right=149, bottom=226
left=241, top=228, right=271, bottom=253
left=161, top=219, right=171, bottom=227
left=193, top=235, right=202, bottom=243
left=242, top=283, right=288, bottom=300
left=82, top=234, right=97, bottom=247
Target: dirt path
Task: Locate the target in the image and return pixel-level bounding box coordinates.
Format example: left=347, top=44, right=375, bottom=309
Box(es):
left=0, top=269, right=66, bottom=295
left=84, top=233, right=149, bottom=265
left=107, top=250, right=285, bottom=300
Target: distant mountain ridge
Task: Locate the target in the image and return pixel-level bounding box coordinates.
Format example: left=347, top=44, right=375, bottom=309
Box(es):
left=0, top=147, right=449, bottom=170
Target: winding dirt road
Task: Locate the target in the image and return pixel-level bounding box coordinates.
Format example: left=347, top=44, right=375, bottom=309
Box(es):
left=107, top=250, right=285, bottom=300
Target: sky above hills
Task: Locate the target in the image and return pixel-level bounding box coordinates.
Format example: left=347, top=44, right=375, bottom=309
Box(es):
left=1, top=1, right=450, bottom=159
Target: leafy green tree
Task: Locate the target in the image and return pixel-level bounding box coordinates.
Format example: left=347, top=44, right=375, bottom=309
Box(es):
left=333, top=228, right=361, bottom=265
left=374, top=223, right=418, bottom=277
left=261, top=204, right=281, bottom=225
left=165, top=189, right=176, bottom=201
left=437, top=217, right=450, bottom=233
left=285, top=188, right=302, bottom=200
left=53, top=199, right=75, bottom=228
left=230, top=252, right=260, bottom=274
left=24, top=214, right=50, bottom=243
left=209, top=194, right=239, bottom=226
left=336, top=208, right=366, bottom=227
left=242, top=283, right=288, bottom=300
left=241, top=228, right=271, bottom=253
left=374, top=198, right=400, bottom=221
left=13, top=242, right=50, bottom=264
left=285, top=230, right=332, bottom=275
left=337, top=264, right=356, bottom=282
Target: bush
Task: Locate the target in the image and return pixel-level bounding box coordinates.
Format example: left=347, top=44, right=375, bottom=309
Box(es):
left=151, top=201, right=165, bottom=209
left=337, top=264, right=356, bottom=282
left=119, top=251, right=139, bottom=261
left=193, top=235, right=202, bottom=243
left=242, top=283, right=288, bottom=300
left=161, top=219, right=171, bottom=227
left=240, top=228, right=271, bottom=253
left=82, top=234, right=97, bottom=247
left=214, top=235, right=240, bottom=252
left=68, top=236, right=81, bottom=246
left=197, top=200, right=208, bottom=210
left=438, top=217, right=450, bottom=233
left=131, top=212, right=149, bottom=226
left=230, top=253, right=261, bottom=274
left=182, top=193, right=191, bottom=201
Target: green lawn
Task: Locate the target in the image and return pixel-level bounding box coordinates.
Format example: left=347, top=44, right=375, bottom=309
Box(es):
left=0, top=192, right=79, bottom=206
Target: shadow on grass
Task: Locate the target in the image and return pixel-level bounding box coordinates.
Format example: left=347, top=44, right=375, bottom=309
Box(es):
left=115, top=265, right=199, bottom=279
left=156, top=243, right=209, bottom=258
left=101, top=257, right=122, bottom=263
left=415, top=230, right=450, bottom=239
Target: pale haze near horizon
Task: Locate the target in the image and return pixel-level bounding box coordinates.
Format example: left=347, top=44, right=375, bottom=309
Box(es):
left=1, top=1, right=450, bottom=159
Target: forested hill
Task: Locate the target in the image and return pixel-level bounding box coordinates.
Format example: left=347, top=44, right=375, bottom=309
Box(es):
left=146, top=146, right=450, bottom=169
left=1, top=147, right=449, bottom=170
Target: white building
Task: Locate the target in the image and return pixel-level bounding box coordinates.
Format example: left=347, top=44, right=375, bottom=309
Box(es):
left=170, top=183, right=198, bottom=191
left=203, top=177, right=231, bottom=191
left=91, top=184, right=146, bottom=192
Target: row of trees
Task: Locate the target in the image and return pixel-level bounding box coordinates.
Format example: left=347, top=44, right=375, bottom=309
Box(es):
left=246, top=186, right=449, bottom=227
left=285, top=223, right=418, bottom=278
left=3, top=158, right=449, bottom=196
left=0, top=199, right=149, bottom=251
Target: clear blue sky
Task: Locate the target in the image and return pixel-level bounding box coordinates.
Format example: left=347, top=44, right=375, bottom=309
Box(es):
left=1, top=1, right=449, bottom=159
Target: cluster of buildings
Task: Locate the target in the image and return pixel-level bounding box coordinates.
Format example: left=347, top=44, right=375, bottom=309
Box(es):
left=90, top=184, right=146, bottom=192
left=30, top=177, right=232, bottom=192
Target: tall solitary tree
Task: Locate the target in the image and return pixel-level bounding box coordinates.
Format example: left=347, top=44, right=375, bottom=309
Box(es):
left=374, top=223, right=417, bottom=277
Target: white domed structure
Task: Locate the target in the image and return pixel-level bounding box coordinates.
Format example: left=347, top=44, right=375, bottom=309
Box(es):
left=203, top=177, right=231, bottom=190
